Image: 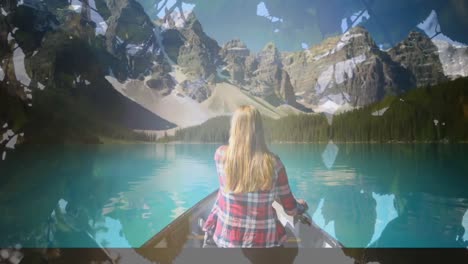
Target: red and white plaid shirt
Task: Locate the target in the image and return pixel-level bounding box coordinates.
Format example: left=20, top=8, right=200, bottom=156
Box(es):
left=202, top=145, right=298, bottom=248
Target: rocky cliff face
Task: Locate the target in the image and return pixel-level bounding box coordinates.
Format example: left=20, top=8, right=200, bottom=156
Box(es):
left=219, top=41, right=301, bottom=107
left=159, top=19, right=302, bottom=106
left=282, top=27, right=414, bottom=108
left=0, top=0, right=176, bottom=148
left=218, top=26, right=461, bottom=110
left=388, top=31, right=447, bottom=88
left=279, top=69, right=296, bottom=105
left=219, top=39, right=249, bottom=85
left=432, top=40, right=468, bottom=79
left=161, top=13, right=220, bottom=80
left=2, top=0, right=468, bottom=149
left=280, top=28, right=468, bottom=111
left=103, top=0, right=176, bottom=94
left=247, top=42, right=283, bottom=104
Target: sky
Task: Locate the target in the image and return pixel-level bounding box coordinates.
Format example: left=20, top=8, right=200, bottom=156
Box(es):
left=137, top=0, right=468, bottom=52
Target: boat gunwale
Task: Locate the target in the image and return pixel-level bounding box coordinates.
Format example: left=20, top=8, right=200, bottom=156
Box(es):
left=140, top=189, right=345, bottom=249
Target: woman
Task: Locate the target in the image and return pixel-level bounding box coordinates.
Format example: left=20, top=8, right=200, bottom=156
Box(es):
left=202, top=105, right=307, bottom=263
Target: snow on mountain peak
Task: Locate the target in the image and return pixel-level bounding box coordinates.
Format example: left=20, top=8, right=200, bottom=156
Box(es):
left=317, top=100, right=341, bottom=114
left=432, top=40, right=468, bottom=78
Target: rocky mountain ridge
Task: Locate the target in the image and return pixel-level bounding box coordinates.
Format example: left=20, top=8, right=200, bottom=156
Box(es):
left=216, top=26, right=467, bottom=114
left=280, top=28, right=460, bottom=113
left=1, top=0, right=468, bottom=152
left=387, top=31, right=447, bottom=88
left=0, top=0, right=178, bottom=152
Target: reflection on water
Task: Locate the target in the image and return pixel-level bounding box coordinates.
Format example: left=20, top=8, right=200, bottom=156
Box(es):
left=0, top=143, right=467, bottom=248
left=311, top=198, right=337, bottom=239
left=94, top=217, right=131, bottom=248
left=369, top=193, right=398, bottom=247
left=463, top=210, right=468, bottom=242
left=312, top=168, right=357, bottom=186
left=321, top=141, right=339, bottom=169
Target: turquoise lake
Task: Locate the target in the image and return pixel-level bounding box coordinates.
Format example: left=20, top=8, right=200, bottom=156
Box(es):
left=0, top=143, right=467, bottom=248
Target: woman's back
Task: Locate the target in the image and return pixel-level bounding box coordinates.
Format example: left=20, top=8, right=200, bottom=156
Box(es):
left=203, top=145, right=298, bottom=248
left=202, top=105, right=304, bottom=251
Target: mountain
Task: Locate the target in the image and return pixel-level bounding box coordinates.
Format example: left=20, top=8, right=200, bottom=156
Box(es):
left=218, top=39, right=250, bottom=85
left=0, top=0, right=177, bottom=148
left=432, top=40, right=468, bottom=80
left=219, top=40, right=297, bottom=105
left=282, top=27, right=414, bottom=112
left=103, top=9, right=306, bottom=129
left=416, top=9, right=468, bottom=80
left=1, top=0, right=468, bottom=152
left=165, top=13, right=220, bottom=80
left=387, top=31, right=447, bottom=88
left=171, top=77, right=468, bottom=143
left=278, top=27, right=468, bottom=114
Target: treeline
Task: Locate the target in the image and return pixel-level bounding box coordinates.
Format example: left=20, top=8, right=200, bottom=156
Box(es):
left=263, top=114, right=329, bottom=142
left=173, top=116, right=231, bottom=143
left=169, top=77, right=468, bottom=143
left=331, top=77, right=468, bottom=142
left=171, top=114, right=329, bottom=143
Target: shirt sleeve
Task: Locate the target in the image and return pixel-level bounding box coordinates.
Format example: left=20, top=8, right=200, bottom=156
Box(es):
left=203, top=145, right=227, bottom=232
left=275, top=158, right=298, bottom=213
left=214, top=145, right=227, bottom=185
left=202, top=189, right=220, bottom=232
left=214, top=145, right=227, bottom=161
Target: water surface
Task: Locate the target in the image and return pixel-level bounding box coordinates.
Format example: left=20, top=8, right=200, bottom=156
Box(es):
left=0, top=143, right=467, bottom=248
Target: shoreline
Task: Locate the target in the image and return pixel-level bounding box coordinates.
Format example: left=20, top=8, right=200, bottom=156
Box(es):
left=9, top=138, right=468, bottom=147
left=138, top=140, right=468, bottom=145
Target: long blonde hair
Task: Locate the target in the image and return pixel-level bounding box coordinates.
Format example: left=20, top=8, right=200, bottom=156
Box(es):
left=224, top=105, right=276, bottom=193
